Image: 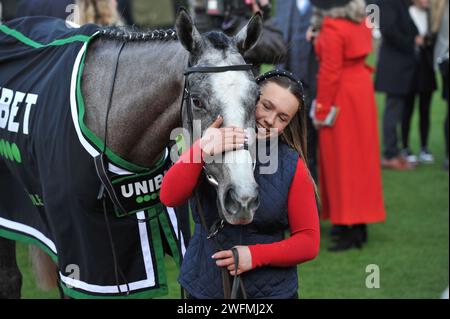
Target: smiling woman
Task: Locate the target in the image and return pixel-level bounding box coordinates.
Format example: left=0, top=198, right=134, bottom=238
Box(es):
left=256, top=83, right=299, bottom=136
left=255, top=71, right=308, bottom=159
left=160, top=69, right=320, bottom=299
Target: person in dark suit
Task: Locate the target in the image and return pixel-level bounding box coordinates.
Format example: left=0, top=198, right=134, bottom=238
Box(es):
left=117, top=0, right=134, bottom=25
left=400, top=0, right=437, bottom=165
left=375, top=0, right=419, bottom=170
left=16, top=0, right=75, bottom=20
left=188, top=0, right=287, bottom=75
left=274, top=0, right=319, bottom=182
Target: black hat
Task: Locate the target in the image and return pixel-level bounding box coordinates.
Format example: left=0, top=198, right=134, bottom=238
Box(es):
left=310, top=0, right=353, bottom=10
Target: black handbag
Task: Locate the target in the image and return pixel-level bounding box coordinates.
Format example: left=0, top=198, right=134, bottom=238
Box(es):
left=437, top=51, right=449, bottom=78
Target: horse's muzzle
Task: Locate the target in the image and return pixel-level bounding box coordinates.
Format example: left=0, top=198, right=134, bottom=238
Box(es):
left=223, top=186, right=259, bottom=224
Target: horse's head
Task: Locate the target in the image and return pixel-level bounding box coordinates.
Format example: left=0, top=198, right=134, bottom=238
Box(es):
left=175, top=9, right=262, bottom=225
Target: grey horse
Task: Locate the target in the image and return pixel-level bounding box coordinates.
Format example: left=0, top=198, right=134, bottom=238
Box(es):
left=0, top=9, right=262, bottom=297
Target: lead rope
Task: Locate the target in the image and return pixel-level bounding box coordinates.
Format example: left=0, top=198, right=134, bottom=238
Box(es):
left=194, top=190, right=246, bottom=299
left=194, top=191, right=230, bottom=298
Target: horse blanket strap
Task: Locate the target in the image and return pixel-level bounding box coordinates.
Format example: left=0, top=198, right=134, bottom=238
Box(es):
left=94, top=154, right=128, bottom=216
left=0, top=16, right=187, bottom=299
left=95, top=151, right=173, bottom=218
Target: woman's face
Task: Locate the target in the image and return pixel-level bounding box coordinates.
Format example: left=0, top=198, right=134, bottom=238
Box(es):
left=413, top=0, right=430, bottom=9
left=255, top=82, right=300, bottom=139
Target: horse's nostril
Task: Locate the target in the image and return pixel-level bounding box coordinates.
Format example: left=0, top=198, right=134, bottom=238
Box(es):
left=249, top=195, right=260, bottom=211
left=224, top=188, right=240, bottom=215
left=224, top=188, right=259, bottom=215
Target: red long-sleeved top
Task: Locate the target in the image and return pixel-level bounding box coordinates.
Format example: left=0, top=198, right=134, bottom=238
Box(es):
left=160, top=140, right=320, bottom=269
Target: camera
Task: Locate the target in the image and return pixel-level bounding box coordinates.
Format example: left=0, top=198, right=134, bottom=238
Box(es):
left=206, top=0, right=252, bottom=17
left=206, top=0, right=271, bottom=18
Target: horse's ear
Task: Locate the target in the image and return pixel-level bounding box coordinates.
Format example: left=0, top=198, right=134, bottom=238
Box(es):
left=234, top=12, right=263, bottom=54
left=175, top=7, right=202, bottom=55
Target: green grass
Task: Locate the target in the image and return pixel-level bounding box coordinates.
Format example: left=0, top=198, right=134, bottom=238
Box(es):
left=16, top=60, right=449, bottom=299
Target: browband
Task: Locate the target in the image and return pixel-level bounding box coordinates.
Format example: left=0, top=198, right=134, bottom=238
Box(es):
left=184, top=64, right=253, bottom=75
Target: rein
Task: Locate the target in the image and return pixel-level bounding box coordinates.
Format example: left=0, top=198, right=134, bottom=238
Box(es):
left=183, top=63, right=253, bottom=299
left=93, top=41, right=131, bottom=294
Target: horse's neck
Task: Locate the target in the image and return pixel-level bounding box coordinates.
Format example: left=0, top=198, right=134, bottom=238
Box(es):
left=82, top=38, right=188, bottom=168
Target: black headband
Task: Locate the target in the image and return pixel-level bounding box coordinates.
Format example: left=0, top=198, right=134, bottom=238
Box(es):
left=256, top=69, right=306, bottom=105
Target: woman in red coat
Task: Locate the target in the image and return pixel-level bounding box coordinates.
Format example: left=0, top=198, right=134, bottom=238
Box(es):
left=310, top=0, right=386, bottom=251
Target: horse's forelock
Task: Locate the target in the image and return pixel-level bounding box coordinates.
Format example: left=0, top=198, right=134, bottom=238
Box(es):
left=203, top=31, right=232, bottom=51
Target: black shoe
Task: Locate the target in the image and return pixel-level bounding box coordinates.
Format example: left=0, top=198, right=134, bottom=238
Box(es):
left=330, top=225, right=348, bottom=240
left=355, top=224, right=368, bottom=244
left=328, top=227, right=362, bottom=252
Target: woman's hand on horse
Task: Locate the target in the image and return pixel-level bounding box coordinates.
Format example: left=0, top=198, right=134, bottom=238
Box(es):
left=212, top=246, right=252, bottom=276
left=200, top=116, right=247, bottom=156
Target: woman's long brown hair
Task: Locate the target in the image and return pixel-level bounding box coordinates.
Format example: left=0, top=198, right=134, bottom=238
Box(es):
left=259, top=75, right=320, bottom=202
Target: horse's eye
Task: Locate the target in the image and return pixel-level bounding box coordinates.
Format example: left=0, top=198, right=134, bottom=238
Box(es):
left=191, top=97, right=204, bottom=108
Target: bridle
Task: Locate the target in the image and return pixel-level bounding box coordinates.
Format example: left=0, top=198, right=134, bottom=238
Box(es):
left=182, top=62, right=254, bottom=299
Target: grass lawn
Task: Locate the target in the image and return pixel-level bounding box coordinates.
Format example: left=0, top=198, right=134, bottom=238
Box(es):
left=14, top=59, right=449, bottom=299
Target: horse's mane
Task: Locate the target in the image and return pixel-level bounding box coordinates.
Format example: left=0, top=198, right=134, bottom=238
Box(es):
left=99, top=27, right=234, bottom=50
left=99, top=26, right=178, bottom=42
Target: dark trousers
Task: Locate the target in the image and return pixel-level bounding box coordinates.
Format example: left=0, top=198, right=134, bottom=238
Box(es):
left=401, top=91, right=433, bottom=150
left=445, top=103, right=449, bottom=157
left=443, top=74, right=449, bottom=158
left=383, top=95, right=406, bottom=159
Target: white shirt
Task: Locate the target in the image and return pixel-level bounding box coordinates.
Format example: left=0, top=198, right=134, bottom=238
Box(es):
left=297, top=0, right=310, bottom=15
left=409, top=5, right=429, bottom=36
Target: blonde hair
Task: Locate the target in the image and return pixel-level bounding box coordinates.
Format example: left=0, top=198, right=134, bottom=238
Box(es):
left=430, top=0, right=449, bottom=34
left=75, top=0, right=124, bottom=26
left=312, top=0, right=367, bottom=30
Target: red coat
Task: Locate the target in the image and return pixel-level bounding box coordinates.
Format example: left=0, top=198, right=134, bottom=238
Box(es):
left=314, top=17, right=386, bottom=225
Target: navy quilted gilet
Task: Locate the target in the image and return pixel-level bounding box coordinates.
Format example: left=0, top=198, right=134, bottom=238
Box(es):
left=179, top=142, right=300, bottom=299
